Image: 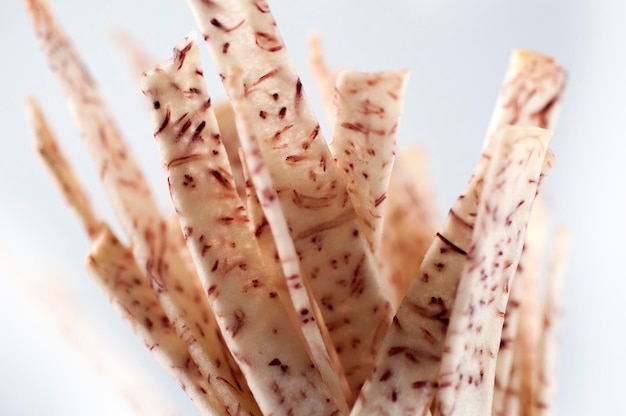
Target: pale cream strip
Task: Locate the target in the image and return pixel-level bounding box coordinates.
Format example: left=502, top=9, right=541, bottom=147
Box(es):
left=434, top=127, right=551, bottom=416
left=110, top=26, right=156, bottom=77
left=227, top=66, right=351, bottom=412
left=487, top=48, right=566, bottom=414
left=25, top=2, right=255, bottom=414
left=493, top=198, right=548, bottom=416
left=380, top=147, right=438, bottom=311
left=214, top=102, right=247, bottom=199
left=485, top=49, right=566, bottom=148
left=26, top=97, right=230, bottom=415
left=329, top=69, right=408, bottom=258
left=352, top=127, right=549, bottom=416
left=516, top=200, right=549, bottom=416
left=308, top=33, right=337, bottom=126
left=87, top=226, right=229, bottom=416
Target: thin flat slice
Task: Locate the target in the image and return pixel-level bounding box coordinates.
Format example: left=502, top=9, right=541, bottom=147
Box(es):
left=87, top=226, right=227, bottom=416
left=380, top=147, right=438, bottom=311
left=351, top=126, right=549, bottom=416
left=492, top=198, right=548, bottom=416
left=188, top=0, right=392, bottom=397
left=485, top=49, right=567, bottom=146
left=329, top=69, right=408, bottom=258
left=26, top=95, right=251, bottom=415
left=308, top=33, right=337, bottom=125
left=534, top=227, right=569, bottom=415
left=229, top=67, right=352, bottom=411
left=25, top=2, right=256, bottom=414
left=483, top=48, right=564, bottom=415
left=26, top=96, right=101, bottom=238
left=517, top=219, right=547, bottom=416
left=142, top=33, right=340, bottom=415
left=503, top=365, right=522, bottom=416
left=434, top=126, right=551, bottom=416
left=239, top=148, right=352, bottom=407
left=3, top=254, right=186, bottom=416
left=238, top=149, right=290, bottom=299
left=110, top=26, right=156, bottom=78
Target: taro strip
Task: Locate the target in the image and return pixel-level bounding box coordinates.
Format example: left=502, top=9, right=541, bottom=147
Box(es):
left=308, top=33, right=337, bottom=125
left=329, top=69, right=408, bottom=258
left=485, top=49, right=566, bottom=147
left=433, top=127, right=551, bottom=416
left=189, top=0, right=392, bottom=396
left=87, top=226, right=228, bottom=416
left=535, top=227, right=569, bottom=416
left=25, top=2, right=256, bottom=414
left=238, top=149, right=351, bottom=406
left=142, top=34, right=340, bottom=415
left=517, top=233, right=546, bottom=416
left=492, top=198, right=548, bottom=416
left=351, top=126, right=549, bottom=416
left=214, top=102, right=247, bottom=199
left=503, top=369, right=521, bottom=416
left=111, top=27, right=156, bottom=78
left=379, top=148, right=439, bottom=311
left=308, top=41, right=435, bottom=309
left=238, top=149, right=288, bottom=294
left=229, top=68, right=352, bottom=410
left=27, top=98, right=184, bottom=416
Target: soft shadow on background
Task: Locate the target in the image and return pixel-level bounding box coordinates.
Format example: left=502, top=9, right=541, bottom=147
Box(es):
left=1, top=0, right=623, bottom=414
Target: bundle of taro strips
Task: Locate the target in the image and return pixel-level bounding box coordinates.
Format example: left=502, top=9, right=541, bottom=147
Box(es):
left=25, top=0, right=569, bottom=414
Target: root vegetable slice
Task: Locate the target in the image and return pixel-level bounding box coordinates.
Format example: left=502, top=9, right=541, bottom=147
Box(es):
left=166, top=211, right=251, bottom=394
left=239, top=148, right=353, bottom=408
left=229, top=68, right=352, bottom=411
left=308, top=37, right=437, bottom=312
left=25, top=2, right=254, bottom=414
left=26, top=99, right=182, bottom=415
left=26, top=96, right=102, bottom=238
left=87, top=226, right=227, bottom=416
left=110, top=26, right=157, bottom=78
left=485, top=49, right=566, bottom=147
left=26, top=95, right=251, bottom=416
left=504, top=368, right=522, bottom=416
left=484, top=48, right=564, bottom=415
left=329, top=69, right=408, bottom=258
left=4, top=259, right=184, bottom=416
left=141, top=33, right=339, bottom=415
left=535, top=227, right=569, bottom=415
left=434, top=126, right=551, bottom=416
left=379, top=147, right=438, bottom=311
left=308, top=33, right=337, bottom=125
left=351, top=126, right=549, bottom=416
left=502, top=206, right=554, bottom=416
left=189, top=0, right=392, bottom=396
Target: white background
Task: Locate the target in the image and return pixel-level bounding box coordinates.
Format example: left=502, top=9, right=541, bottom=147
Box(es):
left=1, top=0, right=623, bottom=414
